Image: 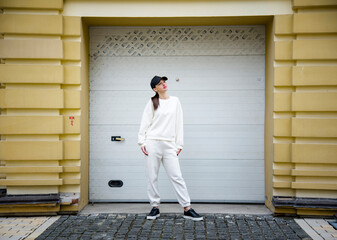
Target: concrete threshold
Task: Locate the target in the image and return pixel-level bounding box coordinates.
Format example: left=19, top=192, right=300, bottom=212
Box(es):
left=80, top=203, right=272, bottom=215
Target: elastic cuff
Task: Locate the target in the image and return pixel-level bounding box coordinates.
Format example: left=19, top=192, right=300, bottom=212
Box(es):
left=151, top=201, right=160, bottom=207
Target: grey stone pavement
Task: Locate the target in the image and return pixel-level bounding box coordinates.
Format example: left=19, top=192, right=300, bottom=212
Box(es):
left=34, top=212, right=311, bottom=240
left=0, top=204, right=336, bottom=239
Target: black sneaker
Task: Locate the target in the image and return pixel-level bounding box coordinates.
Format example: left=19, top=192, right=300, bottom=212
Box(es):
left=147, top=207, right=160, bottom=220
left=183, top=208, right=203, bottom=221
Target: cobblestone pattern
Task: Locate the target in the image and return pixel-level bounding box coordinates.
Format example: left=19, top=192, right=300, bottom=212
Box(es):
left=35, top=213, right=312, bottom=240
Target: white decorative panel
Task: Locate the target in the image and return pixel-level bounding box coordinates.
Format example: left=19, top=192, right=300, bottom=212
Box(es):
left=90, top=26, right=265, bottom=59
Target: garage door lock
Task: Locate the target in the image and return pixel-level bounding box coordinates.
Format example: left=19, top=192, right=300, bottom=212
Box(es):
left=111, top=136, right=125, bottom=141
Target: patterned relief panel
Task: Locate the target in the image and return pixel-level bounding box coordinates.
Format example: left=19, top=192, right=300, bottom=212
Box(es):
left=89, top=26, right=265, bottom=59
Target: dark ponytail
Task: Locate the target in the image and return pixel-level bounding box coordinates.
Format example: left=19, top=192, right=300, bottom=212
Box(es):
left=151, top=92, right=160, bottom=111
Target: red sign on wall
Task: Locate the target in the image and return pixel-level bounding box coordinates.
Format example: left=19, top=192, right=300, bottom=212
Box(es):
left=69, top=116, right=75, bottom=126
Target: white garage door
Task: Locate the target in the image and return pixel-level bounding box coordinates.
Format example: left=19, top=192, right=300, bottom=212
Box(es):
left=89, top=26, right=265, bottom=203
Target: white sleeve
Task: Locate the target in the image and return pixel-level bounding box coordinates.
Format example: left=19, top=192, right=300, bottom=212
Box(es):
left=138, top=99, right=153, bottom=147
left=175, top=98, right=184, bottom=149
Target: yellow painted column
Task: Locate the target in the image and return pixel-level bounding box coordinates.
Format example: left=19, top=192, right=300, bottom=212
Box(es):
left=273, top=0, right=337, bottom=216
left=59, top=15, right=82, bottom=213
left=0, top=0, right=82, bottom=214
left=273, top=13, right=296, bottom=214
left=290, top=1, right=337, bottom=216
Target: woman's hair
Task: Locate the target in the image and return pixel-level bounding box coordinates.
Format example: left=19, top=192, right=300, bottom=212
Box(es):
left=151, top=92, right=160, bottom=110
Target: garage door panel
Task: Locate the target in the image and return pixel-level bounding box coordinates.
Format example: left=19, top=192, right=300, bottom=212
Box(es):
left=90, top=180, right=146, bottom=188
left=186, top=125, right=264, bottom=140
left=89, top=160, right=264, bottom=202
left=89, top=56, right=264, bottom=91
left=90, top=112, right=264, bottom=125
left=90, top=185, right=264, bottom=202
left=89, top=164, right=264, bottom=177
left=90, top=159, right=264, bottom=168
left=89, top=176, right=263, bottom=186
left=186, top=111, right=264, bottom=124
left=90, top=125, right=263, bottom=160
left=90, top=191, right=148, bottom=201
left=89, top=125, right=264, bottom=161
left=90, top=91, right=264, bottom=125
left=90, top=194, right=263, bottom=202
left=89, top=90, right=265, bottom=112
left=89, top=125, right=140, bottom=154
left=90, top=108, right=264, bottom=125
left=89, top=173, right=264, bottom=184
left=181, top=91, right=265, bottom=103
left=90, top=187, right=264, bottom=202
left=90, top=195, right=263, bottom=202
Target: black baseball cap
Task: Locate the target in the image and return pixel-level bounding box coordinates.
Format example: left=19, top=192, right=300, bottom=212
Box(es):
left=151, top=76, right=168, bottom=89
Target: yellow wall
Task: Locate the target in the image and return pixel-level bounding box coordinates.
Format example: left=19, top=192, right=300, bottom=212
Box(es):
left=0, top=0, right=83, bottom=214
left=273, top=0, right=337, bottom=215
left=0, top=0, right=336, bottom=216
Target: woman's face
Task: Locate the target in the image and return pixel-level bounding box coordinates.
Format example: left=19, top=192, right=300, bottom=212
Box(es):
left=153, top=79, right=167, bottom=93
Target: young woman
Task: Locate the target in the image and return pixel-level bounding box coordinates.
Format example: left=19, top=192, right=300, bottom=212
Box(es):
left=138, top=75, right=203, bottom=221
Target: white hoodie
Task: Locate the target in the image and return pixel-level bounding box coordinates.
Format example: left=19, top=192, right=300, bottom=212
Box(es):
left=137, top=96, right=184, bottom=149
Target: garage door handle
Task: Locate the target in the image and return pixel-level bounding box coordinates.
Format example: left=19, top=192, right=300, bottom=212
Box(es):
left=111, top=136, right=125, bottom=141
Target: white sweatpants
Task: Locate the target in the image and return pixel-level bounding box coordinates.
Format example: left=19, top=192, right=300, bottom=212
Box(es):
left=144, top=139, right=191, bottom=208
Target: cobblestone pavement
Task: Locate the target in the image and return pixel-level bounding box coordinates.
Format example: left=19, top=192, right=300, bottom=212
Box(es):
left=34, top=213, right=312, bottom=240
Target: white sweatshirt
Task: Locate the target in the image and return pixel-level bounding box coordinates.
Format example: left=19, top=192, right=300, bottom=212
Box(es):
left=138, top=96, right=184, bottom=149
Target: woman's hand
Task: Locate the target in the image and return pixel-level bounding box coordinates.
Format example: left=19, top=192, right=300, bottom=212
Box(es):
left=141, top=146, right=148, bottom=156
left=177, top=148, right=182, bottom=156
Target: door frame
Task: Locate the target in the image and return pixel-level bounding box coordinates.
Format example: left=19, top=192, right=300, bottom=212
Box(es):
left=79, top=16, right=275, bottom=211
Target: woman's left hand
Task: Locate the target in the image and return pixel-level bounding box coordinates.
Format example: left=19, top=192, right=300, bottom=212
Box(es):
left=177, top=148, right=182, bottom=156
